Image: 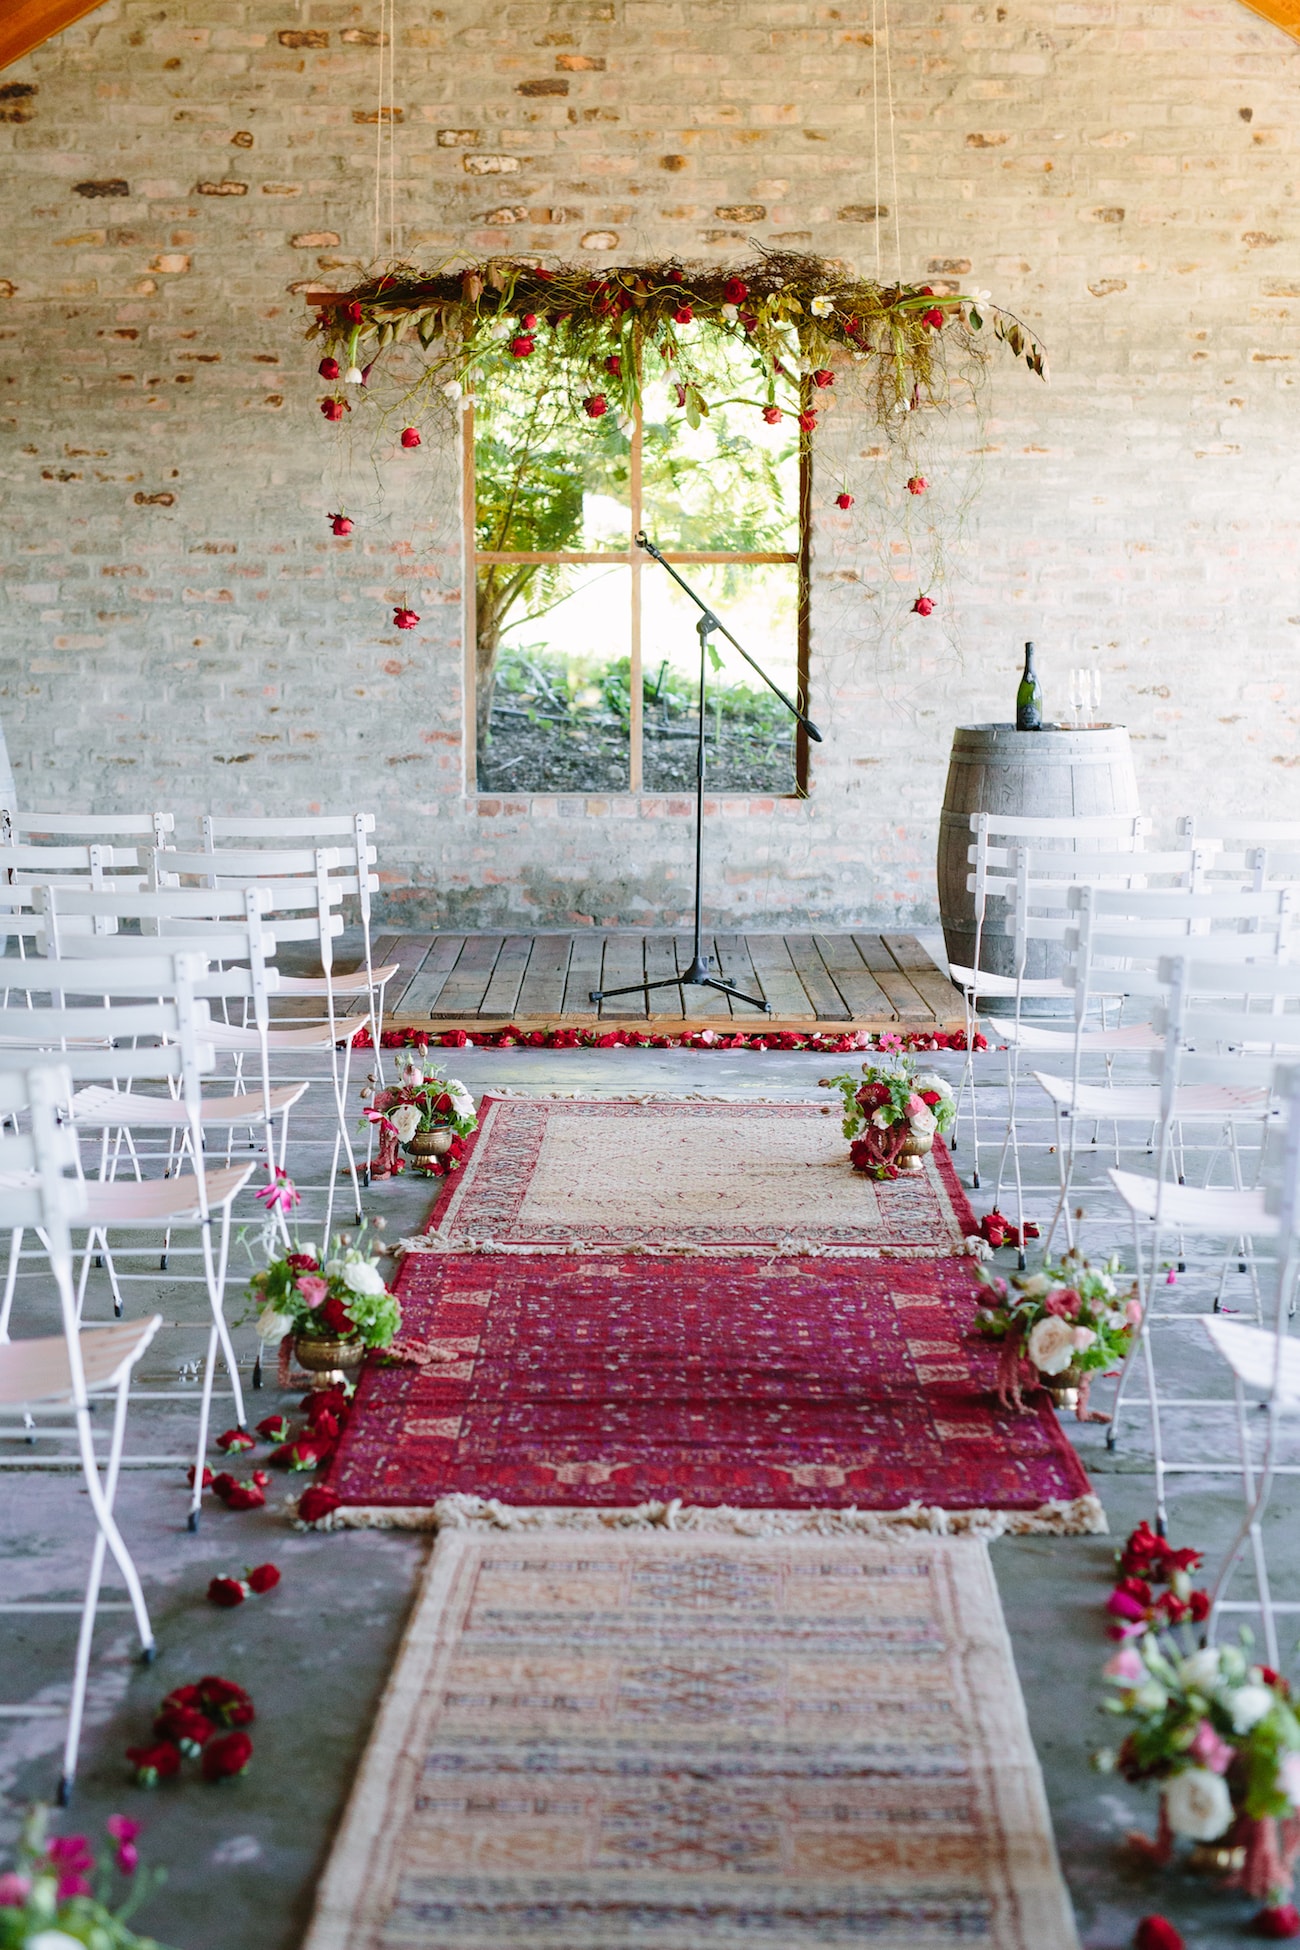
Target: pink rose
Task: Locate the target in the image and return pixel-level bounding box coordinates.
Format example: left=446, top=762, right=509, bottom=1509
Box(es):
left=1190, top=1720, right=1236, bottom=1775
left=1106, top=1588, right=1148, bottom=1622
left=296, top=1275, right=328, bottom=1309
left=1045, top=1288, right=1082, bottom=1320
left=1104, top=1647, right=1145, bottom=1684
left=0, top=1874, right=30, bottom=1907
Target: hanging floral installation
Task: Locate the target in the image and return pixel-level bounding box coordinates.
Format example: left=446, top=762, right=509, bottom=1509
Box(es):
left=309, top=248, right=1046, bottom=438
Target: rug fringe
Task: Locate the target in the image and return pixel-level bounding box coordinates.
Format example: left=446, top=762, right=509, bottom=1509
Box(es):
left=295, top=1491, right=1108, bottom=1537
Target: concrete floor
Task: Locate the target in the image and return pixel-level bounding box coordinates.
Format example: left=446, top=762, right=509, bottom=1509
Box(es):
left=1, top=1038, right=1291, bottom=1948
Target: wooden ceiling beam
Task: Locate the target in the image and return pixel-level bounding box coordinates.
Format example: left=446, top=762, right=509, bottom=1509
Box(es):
left=0, top=0, right=108, bottom=74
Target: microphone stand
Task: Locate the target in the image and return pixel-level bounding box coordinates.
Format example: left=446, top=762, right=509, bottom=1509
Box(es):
left=591, top=530, right=823, bottom=1015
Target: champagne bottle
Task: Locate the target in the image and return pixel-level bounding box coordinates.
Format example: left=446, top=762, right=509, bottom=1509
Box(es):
left=1015, top=641, right=1043, bottom=731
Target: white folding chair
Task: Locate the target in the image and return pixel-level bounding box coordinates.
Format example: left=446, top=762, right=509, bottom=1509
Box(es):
left=948, top=810, right=1150, bottom=1182
left=2, top=810, right=176, bottom=847
left=1203, top=1064, right=1300, bottom=1668
left=0, top=1061, right=161, bottom=1803
left=0, top=953, right=262, bottom=1523
left=1102, top=957, right=1300, bottom=1526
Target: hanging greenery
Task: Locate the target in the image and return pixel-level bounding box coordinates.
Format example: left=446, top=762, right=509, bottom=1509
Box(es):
left=308, top=248, right=1047, bottom=435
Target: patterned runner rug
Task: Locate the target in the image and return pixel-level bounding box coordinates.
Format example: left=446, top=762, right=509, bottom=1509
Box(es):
left=421, top=1095, right=978, bottom=1256
left=322, top=1253, right=1099, bottom=1529
left=301, top=1529, right=1081, bottom=1950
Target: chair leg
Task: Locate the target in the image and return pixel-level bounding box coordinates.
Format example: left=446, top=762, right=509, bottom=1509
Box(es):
left=0, top=1225, right=22, bottom=1340
left=189, top=1323, right=221, bottom=1531
left=201, top=1212, right=245, bottom=1431
left=1108, top=1210, right=1149, bottom=1451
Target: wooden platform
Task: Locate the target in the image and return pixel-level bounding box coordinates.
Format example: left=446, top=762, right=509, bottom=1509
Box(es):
left=371, top=931, right=960, bottom=1031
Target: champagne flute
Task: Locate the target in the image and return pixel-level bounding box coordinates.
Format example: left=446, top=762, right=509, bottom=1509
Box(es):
left=1088, top=668, right=1102, bottom=726
left=1069, top=667, right=1087, bottom=729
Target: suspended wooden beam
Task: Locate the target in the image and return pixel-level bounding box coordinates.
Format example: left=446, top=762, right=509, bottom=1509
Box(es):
left=1, top=0, right=107, bottom=73
left=1236, top=0, right=1300, bottom=34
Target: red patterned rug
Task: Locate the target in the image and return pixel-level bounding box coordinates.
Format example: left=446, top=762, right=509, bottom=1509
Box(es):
left=421, top=1095, right=979, bottom=1257
left=320, top=1254, right=1099, bottom=1529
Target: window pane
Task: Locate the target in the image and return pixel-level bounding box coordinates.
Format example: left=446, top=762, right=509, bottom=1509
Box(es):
left=476, top=563, right=631, bottom=794
left=640, top=328, right=799, bottom=552
left=474, top=365, right=631, bottom=557
left=641, top=562, right=799, bottom=796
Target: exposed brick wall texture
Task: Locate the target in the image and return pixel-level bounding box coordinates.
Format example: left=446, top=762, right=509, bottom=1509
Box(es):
left=1, top=0, right=1297, bottom=927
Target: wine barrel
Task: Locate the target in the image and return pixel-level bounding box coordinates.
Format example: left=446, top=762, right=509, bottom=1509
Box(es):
left=937, top=723, right=1140, bottom=985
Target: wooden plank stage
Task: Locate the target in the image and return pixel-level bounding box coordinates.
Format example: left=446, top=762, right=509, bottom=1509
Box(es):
left=369, top=931, right=961, bottom=1032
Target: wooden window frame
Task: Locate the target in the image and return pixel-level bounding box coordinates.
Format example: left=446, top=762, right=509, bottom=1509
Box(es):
left=461, top=399, right=812, bottom=798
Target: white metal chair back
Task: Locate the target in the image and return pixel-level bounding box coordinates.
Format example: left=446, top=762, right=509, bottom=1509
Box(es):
left=2, top=810, right=175, bottom=848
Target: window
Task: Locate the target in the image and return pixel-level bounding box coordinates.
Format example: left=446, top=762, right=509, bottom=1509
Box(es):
left=466, top=329, right=810, bottom=797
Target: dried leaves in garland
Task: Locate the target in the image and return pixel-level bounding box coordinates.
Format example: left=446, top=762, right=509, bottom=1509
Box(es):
left=308, top=249, right=1047, bottom=435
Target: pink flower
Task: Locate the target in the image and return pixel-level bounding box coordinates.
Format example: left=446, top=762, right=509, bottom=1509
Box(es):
left=1045, top=1288, right=1082, bottom=1320
left=1190, top=1720, right=1236, bottom=1775
left=47, top=1834, right=94, bottom=1900
left=255, top=1170, right=299, bottom=1215
left=878, top=1032, right=903, bottom=1052
left=0, top=1874, right=31, bottom=1906
left=1166, top=1268, right=1178, bottom=1285
left=1106, top=1587, right=1149, bottom=1622
left=1127, top=1297, right=1143, bottom=1325
left=115, top=1841, right=139, bottom=1875
left=906, top=475, right=928, bottom=495
left=400, top=426, right=421, bottom=449
left=912, top=594, right=934, bottom=617
left=393, top=607, right=420, bottom=630
left=296, top=1274, right=329, bottom=1309
left=1104, top=1647, right=1145, bottom=1683
left=106, top=1815, right=141, bottom=1843
left=835, top=491, right=853, bottom=509
left=905, top=1093, right=926, bottom=1118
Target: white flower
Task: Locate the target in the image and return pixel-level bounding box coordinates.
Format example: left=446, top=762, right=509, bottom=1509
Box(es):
left=870, top=1107, right=894, bottom=1130
left=795, top=357, right=811, bottom=377
left=256, top=1306, right=293, bottom=1344
left=399, top=1062, right=424, bottom=1086
left=390, top=1104, right=422, bottom=1144
left=1229, top=1684, right=1274, bottom=1734
left=809, top=294, right=833, bottom=317
left=1163, top=1767, right=1233, bottom=1842
left=720, top=302, right=738, bottom=323
left=913, top=1070, right=953, bottom=1101
left=1070, top=1326, right=1096, bottom=1352
left=908, top=1103, right=937, bottom=1139
left=1179, top=1648, right=1224, bottom=1693
left=972, top=288, right=992, bottom=304
left=1280, top=1751, right=1300, bottom=1810
left=442, top=379, right=463, bottom=400
left=28, top=1935, right=88, bottom=1950
left=447, top=1080, right=475, bottom=1117
left=342, top=1258, right=387, bottom=1299
left=487, top=318, right=512, bottom=341
left=1026, top=1315, right=1076, bottom=1376
left=964, top=1235, right=994, bottom=1261
left=344, top=365, right=364, bottom=384
left=1019, top=1273, right=1052, bottom=1299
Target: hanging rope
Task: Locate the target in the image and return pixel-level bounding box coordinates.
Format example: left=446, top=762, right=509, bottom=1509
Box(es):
left=371, top=0, right=397, bottom=263
left=871, top=0, right=882, bottom=282
left=882, top=0, right=904, bottom=282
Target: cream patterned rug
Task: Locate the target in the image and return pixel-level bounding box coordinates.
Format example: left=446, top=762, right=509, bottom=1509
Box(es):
left=302, top=1530, right=1079, bottom=1950
left=421, top=1095, right=979, bottom=1256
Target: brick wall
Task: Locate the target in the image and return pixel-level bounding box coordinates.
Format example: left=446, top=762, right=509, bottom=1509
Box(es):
left=1, top=0, right=1297, bottom=928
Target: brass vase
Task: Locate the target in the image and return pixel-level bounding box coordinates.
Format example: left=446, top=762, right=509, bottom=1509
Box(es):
left=896, top=1126, right=934, bottom=1176
left=404, top=1126, right=454, bottom=1161
left=293, top=1332, right=365, bottom=1388
left=1038, top=1362, right=1086, bottom=1410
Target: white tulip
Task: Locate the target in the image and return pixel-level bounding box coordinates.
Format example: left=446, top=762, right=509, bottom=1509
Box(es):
left=344, top=366, right=364, bottom=384
left=1163, top=1767, right=1233, bottom=1842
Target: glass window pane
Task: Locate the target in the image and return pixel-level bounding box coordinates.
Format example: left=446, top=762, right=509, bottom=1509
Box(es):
left=474, top=365, right=631, bottom=557
left=641, top=562, right=799, bottom=796
left=640, top=328, right=799, bottom=553
left=476, top=563, right=631, bottom=794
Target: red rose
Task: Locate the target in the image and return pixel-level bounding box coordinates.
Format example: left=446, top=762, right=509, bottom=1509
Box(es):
left=393, top=607, right=420, bottom=630
left=308, top=1409, right=340, bottom=1441
left=906, top=475, right=928, bottom=495
left=762, top=405, right=782, bottom=424
left=723, top=277, right=748, bottom=304
left=305, top=1385, right=349, bottom=1426
left=797, top=408, right=818, bottom=432
left=211, top=1474, right=265, bottom=1511
left=274, top=1437, right=333, bottom=1472
left=919, top=1089, right=942, bottom=1107
left=739, top=311, right=757, bottom=331
left=126, top=1740, right=182, bottom=1787
left=1115, top=1576, right=1153, bottom=1605
left=197, top=1676, right=255, bottom=1726
left=256, top=1414, right=291, bottom=1442
left=1254, top=1905, right=1300, bottom=1938
left=318, top=1296, right=356, bottom=1335
left=297, top=1485, right=342, bottom=1524
left=399, top=426, right=421, bottom=449
left=583, top=394, right=607, bottom=419
left=318, top=356, right=340, bottom=379
left=246, top=1563, right=281, bottom=1595
left=345, top=300, right=363, bottom=323
left=1135, top=1921, right=1184, bottom=1950
left=154, top=1704, right=213, bottom=1753
left=216, top=1429, right=255, bottom=1453
left=207, top=1577, right=247, bottom=1609
left=1188, top=1589, right=1210, bottom=1621
left=921, top=306, right=945, bottom=329
left=159, top=1682, right=201, bottom=1712
left=320, top=398, right=345, bottom=421
left=509, top=335, right=534, bottom=358
left=202, top=1731, right=253, bottom=1783
left=605, top=354, right=621, bottom=376
left=835, top=492, right=853, bottom=509
left=329, top=513, right=353, bottom=536
left=673, top=305, right=693, bottom=324
left=286, top=1253, right=319, bottom=1272
left=186, top=1465, right=214, bottom=1488
left=520, top=311, right=537, bottom=328
left=251, top=1469, right=270, bottom=1489
left=812, top=368, right=834, bottom=388
left=912, top=594, right=934, bottom=616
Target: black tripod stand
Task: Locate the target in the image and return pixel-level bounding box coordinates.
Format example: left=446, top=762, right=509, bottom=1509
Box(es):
left=591, top=531, right=823, bottom=1015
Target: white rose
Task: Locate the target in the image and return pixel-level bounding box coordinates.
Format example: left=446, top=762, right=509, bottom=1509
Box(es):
left=257, top=1306, right=293, bottom=1344
left=914, top=1070, right=953, bottom=1101
left=908, top=1104, right=937, bottom=1139
left=720, top=302, right=738, bottom=323
left=1229, top=1684, right=1275, bottom=1734
left=1281, top=1751, right=1300, bottom=1810
left=1026, top=1315, right=1076, bottom=1376
left=1019, top=1273, right=1052, bottom=1299
left=390, top=1104, right=422, bottom=1143
left=342, top=1259, right=387, bottom=1299
left=1071, top=1326, right=1096, bottom=1351
left=447, top=1080, right=474, bottom=1116
left=1163, top=1767, right=1233, bottom=1842
left=1179, top=1648, right=1224, bottom=1693
left=28, top=1935, right=88, bottom=1950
